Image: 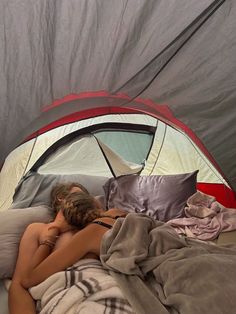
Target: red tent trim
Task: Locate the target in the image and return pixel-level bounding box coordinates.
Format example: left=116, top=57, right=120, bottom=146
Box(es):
left=23, top=92, right=235, bottom=199
left=197, top=183, right=236, bottom=208
left=40, top=92, right=226, bottom=182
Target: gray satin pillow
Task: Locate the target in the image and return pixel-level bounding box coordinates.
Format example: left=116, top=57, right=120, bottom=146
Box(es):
left=103, top=171, right=198, bottom=222
left=0, top=206, right=53, bottom=279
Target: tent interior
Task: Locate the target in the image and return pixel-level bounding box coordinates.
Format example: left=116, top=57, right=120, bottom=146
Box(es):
left=0, top=110, right=235, bottom=211
left=0, top=0, right=236, bottom=313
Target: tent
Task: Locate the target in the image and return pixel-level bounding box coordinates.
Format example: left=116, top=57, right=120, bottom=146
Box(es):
left=0, top=0, right=236, bottom=210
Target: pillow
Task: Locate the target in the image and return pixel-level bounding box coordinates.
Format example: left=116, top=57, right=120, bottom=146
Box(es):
left=0, top=206, right=53, bottom=279
left=11, top=171, right=110, bottom=209
left=103, top=171, right=198, bottom=222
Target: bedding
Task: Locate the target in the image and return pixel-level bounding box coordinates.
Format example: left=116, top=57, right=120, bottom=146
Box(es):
left=100, top=213, right=236, bottom=314
left=167, top=191, right=236, bottom=240
left=29, top=258, right=133, bottom=314
left=0, top=280, right=8, bottom=314
left=3, top=170, right=236, bottom=314
left=103, top=171, right=198, bottom=221
left=217, top=229, right=236, bottom=245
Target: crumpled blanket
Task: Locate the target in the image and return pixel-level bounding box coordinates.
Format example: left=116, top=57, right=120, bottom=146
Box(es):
left=29, top=259, right=133, bottom=314
left=100, top=213, right=236, bottom=314
left=167, top=191, right=236, bottom=240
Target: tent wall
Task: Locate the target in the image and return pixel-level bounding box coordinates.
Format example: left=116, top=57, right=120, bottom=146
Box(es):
left=142, top=121, right=227, bottom=184
left=37, top=136, right=143, bottom=177
left=0, top=113, right=155, bottom=211
left=140, top=0, right=236, bottom=190
left=1, top=111, right=233, bottom=212
left=1, top=0, right=236, bottom=193
left=0, top=0, right=236, bottom=208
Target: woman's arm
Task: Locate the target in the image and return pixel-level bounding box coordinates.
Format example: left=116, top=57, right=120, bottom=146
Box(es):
left=8, top=280, right=36, bottom=314
left=22, top=223, right=106, bottom=289
left=9, top=223, right=44, bottom=314
left=9, top=221, right=62, bottom=314
left=9, top=211, right=77, bottom=314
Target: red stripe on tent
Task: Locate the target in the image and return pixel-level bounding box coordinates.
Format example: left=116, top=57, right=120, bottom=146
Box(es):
left=24, top=91, right=231, bottom=190
left=42, top=90, right=171, bottom=119
left=25, top=107, right=138, bottom=141
left=42, top=92, right=224, bottom=179
left=43, top=91, right=133, bottom=112
left=197, top=183, right=236, bottom=208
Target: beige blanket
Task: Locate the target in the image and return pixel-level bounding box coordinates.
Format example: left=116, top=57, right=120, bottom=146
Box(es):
left=100, top=213, right=236, bottom=314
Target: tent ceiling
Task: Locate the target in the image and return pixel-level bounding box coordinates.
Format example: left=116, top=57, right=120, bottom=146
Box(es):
left=0, top=0, right=236, bottom=191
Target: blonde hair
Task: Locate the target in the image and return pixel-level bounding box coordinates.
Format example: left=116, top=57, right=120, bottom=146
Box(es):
left=62, top=191, right=101, bottom=229
left=50, top=182, right=89, bottom=213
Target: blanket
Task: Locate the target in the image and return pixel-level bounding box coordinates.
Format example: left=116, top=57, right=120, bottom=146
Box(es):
left=167, top=191, right=236, bottom=240
left=100, top=213, right=236, bottom=314
left=30, top=259, right=133, bottom=314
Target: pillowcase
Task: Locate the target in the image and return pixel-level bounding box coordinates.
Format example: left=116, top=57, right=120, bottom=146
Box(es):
left=11, top=171, right=110, bottom=209
left=0, top=206, right=53, bottom=279
left=103, top=171, right=198, bottom=222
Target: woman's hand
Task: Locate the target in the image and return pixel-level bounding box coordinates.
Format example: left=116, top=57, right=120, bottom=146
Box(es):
left=51, top=210, right=76, bottom=234
left=39, top=211, right=76, bottom=245
left=39, top=223, right=59, bottom=244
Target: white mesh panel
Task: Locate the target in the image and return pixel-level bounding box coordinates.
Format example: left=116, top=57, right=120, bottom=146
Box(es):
left=142, top=121, right=228, bottom=186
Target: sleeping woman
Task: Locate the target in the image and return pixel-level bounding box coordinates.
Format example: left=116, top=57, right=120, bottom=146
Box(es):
left=8, top=182, right=89, bottom=314
left=9, top=188, right=128, bottom=314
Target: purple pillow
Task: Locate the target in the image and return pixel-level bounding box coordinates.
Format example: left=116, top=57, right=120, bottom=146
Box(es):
left=103, top=171, right=198, bottom=222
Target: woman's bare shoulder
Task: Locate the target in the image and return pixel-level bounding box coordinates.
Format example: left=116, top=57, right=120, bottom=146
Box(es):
left=24, top=222, right=47, bottom=234
left=106, top=208, right=128, bottom=216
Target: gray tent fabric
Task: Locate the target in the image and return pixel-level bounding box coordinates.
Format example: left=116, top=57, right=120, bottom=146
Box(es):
left=0, top=0, right=236, bottom=189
